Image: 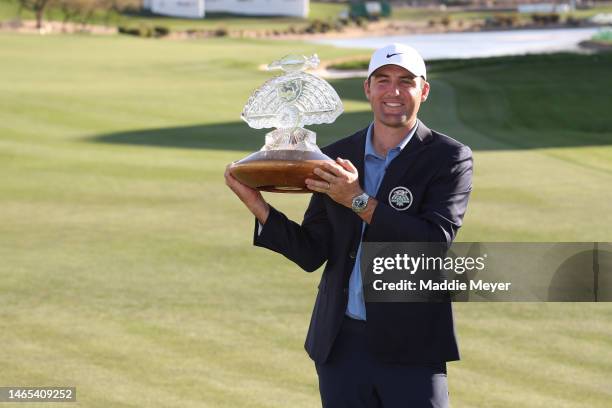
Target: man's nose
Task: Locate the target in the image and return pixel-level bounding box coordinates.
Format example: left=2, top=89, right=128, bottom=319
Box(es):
left=386, top=84, right=400, bottom=97
left=392, top=87, right=400, bottom=96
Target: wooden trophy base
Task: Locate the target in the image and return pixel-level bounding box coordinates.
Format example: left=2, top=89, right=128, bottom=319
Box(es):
left=229, top=150, right=333, bottom=193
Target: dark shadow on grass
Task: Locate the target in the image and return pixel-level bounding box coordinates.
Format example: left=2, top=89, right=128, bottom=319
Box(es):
left=91, top=109, right=612, bottom=153
left=91, top=111, right=374, bottom=152
left=91, top=72, right=612, bottom=152
left=91, top=77, right=374, bottom=151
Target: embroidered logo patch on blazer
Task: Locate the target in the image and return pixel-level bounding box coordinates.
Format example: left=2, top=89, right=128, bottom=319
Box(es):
left=388, top=186, right=413, bottom=211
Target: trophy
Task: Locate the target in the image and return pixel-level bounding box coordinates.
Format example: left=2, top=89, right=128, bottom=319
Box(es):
left=229, top=54, right=343, bottom=193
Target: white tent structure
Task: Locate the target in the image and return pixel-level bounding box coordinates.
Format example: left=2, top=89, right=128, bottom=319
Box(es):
left=145, top=0, right=204, bottom=18
left=143, top=0, right=309, bottom=19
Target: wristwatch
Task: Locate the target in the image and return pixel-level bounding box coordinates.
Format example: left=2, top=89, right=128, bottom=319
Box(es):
left=351, top=192, right=370, bottom=213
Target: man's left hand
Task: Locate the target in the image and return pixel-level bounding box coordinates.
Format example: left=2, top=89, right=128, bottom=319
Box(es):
left=305, top=157, right=363, bottom=208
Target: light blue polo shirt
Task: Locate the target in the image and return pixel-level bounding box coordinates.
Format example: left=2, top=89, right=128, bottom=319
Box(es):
left=345, top=121, right=418, bottom=321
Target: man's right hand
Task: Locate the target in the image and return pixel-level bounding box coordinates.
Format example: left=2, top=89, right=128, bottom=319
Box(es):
left=224, top=164, right=270, bottom=225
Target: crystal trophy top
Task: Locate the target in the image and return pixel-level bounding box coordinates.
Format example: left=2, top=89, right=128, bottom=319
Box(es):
left=229, top=54, right=343, bottom=193
left=241, top=54, right=343, bottom=153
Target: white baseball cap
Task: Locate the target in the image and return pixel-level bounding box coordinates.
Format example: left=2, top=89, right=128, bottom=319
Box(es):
left=367, top=43, right=426, bottom=80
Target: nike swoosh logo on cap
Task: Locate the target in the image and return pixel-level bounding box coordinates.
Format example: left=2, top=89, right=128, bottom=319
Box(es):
left=386, top=52, right=403, bottom=58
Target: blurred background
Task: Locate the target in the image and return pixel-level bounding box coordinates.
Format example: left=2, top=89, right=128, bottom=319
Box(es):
left=1, top=0, right=611, bottom=407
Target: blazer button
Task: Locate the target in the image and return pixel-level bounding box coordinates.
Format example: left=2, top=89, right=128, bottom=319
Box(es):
left=349, top=251, right=357, bottom=259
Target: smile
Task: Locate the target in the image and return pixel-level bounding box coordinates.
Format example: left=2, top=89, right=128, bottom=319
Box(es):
left=383, top=102, right=403, bottom=107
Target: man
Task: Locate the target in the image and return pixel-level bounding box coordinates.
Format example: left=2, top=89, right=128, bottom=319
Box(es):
left=225, top=43, right=473, bottom=407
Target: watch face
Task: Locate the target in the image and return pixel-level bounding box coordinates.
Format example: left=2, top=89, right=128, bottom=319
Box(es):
left=353, top=194, right=368, bottom=211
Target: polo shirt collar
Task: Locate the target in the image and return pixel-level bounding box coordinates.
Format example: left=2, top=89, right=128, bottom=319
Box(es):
left=365, top=121, right=419, bottom=160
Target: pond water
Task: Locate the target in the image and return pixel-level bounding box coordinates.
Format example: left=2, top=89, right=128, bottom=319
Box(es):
left=310, top=27, right=600, bottom=60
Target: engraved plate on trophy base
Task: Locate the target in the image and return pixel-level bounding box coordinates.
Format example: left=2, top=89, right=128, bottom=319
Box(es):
left=230, top=150, right=333, bottom=193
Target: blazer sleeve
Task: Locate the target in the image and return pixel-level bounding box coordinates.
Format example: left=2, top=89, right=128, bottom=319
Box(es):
left=367, top=145, right=473, bottom=245
left=253, top=192, right=331, bottom=272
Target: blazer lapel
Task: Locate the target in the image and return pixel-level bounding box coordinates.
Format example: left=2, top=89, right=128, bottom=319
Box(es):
left=342, top=128, right=367, bottom=189
left=375, top=120, right=433, bottom=203
left=340, top=128, right=368, bottom=240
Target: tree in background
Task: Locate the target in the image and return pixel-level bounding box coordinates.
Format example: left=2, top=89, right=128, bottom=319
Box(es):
left=17, top=0, right=54, bottom=29
left=56, top=0, right=98, bottom=28
left=58, top=0, right=140, bottom=27
left=56, top=0, right=83, bottom=27
left=17, top=0, right=141, bottom=30
left=96, top=0, right=135, bottom=26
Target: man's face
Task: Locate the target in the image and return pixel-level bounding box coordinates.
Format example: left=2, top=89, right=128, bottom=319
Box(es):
left=364, top=64, right=430, bottom=129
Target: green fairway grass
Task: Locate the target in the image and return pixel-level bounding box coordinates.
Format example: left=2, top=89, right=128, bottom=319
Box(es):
left=0, top=33, right=611, bottom=407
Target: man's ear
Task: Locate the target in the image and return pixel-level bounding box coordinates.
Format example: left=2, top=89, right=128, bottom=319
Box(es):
left=364, top=78, right=371, bottom=101
left=421, top=80, right=430, bottom=102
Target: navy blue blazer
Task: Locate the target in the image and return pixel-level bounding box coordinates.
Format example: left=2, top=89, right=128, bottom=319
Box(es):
left=254, top=121, right=473, bottom=365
